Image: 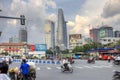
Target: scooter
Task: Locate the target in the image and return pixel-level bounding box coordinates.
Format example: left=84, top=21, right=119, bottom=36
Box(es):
left=113, top=60, right=120, bottom=65
left=87, top=58, right=95, bottom=64
left=61, top=63, right=73, bottom=73
left=112, top=70, right=120, bottom=80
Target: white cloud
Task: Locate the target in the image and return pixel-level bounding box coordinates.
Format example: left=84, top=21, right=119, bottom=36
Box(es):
left=67, top=21, right=75, bottom=27
left=68, top=15, right=90, bottom=36
left=102, top=0, right=120, bottom=18
left=47, top=13, right=57, bottom=22
left=7, top=20, right=17, bottom=26
left=67, top=0, right=120, bottom=37
left=0, top=0, right=56, bottom=43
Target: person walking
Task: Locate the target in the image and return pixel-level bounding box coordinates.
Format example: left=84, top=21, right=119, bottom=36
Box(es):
left=20, top=59, right=30, bottom=80
left=0, top=59, right=10, bottom=80
left=108, top=56, right=111, bottom=63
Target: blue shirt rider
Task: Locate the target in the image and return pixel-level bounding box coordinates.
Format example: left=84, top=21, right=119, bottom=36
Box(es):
left=20, top=59, right=30, bottom=80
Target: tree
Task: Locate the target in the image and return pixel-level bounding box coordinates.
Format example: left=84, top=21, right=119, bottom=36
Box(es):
left=1, top=52, right=9, bottom=56
left=115, top=40, right=120, bottom=51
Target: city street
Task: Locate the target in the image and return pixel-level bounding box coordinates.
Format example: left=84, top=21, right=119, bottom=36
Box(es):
left=9, top=60, right=120, bottom=80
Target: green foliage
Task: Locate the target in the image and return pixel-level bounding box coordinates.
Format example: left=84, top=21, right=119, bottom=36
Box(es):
left=72, top=42, right=103, bottom=53
left=0, top=52, right=9, bottom=56
left=46, top=49, right=53, bottom=54
left=116, top=39, right=120, bottom=51
left=61, top=49, right=69, bottom=54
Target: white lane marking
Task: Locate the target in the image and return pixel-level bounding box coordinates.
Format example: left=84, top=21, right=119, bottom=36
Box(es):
left=56, top=67, right=61, bottom=69
left=36, top=67, right=40, bottom=70
left=75, top=66, right=83, bottom=69
left=83, top=66, right=93, bottom=69
left=92, top=66, right=103, bottom=68
left=47, top=67, right=51, bottom=70
left=101, top=65, right=112, bottom=68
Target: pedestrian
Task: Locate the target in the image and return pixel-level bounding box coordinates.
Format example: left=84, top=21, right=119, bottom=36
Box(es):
left=108, top=56, right=111, bottom=63
left=0, top=60, right=10, bottom=80
left=20, top=59, right=30, bottom=80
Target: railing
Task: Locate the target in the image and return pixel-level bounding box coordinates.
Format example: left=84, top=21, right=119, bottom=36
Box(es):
left=13, top=59, right=61, bottom=65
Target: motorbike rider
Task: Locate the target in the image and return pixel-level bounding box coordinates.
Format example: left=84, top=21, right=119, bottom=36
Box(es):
left=88, top=56, right=95, bottom=63
left=20, top=59, right=30, bottom=80
left=114, top=55, right=120, bottom=64
left=62, top=58, right=69, bottom=69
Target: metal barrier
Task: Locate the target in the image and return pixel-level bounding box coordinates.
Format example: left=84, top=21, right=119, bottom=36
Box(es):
left=13, top=59, right=61, bottom=65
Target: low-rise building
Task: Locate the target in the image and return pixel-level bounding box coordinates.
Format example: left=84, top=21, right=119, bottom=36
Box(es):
left=99, top=37, right=120, bottom=45
left=0, top=43, right=28, bottom=56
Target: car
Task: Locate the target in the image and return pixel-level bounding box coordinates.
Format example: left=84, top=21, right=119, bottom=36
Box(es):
left=2, top=56, right=13, bottom=64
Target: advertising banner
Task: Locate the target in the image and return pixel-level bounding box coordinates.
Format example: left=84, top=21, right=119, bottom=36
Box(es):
left=30, top=45, right=35, bottom=51
left=99, top=28, right=106, bottom=38
left=35, top=44, right=47, bottom=51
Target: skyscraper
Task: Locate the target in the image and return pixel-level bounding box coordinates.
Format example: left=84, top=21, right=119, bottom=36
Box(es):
left=44, top=20, right=55, bottom=49
left=99, top=26, right=113, bottom=38
left=90, top=28, right=99, bottom=42
left=114, top=30, right=120, bottom=37
left=57, top=8, right=68, bottom=50
left=19, top=27, right=27, bottom=43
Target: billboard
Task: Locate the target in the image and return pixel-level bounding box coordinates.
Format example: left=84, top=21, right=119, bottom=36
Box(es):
left=35, top=44, right=47, bottom=51
left=29, top=45, right=35, bottom=51
left=69, top=34, right=82, bottom=43
left=99, top=28, right=106, bottom=38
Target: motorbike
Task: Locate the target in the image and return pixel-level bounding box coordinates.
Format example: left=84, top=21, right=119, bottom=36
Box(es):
left=87, top=58, right=95, bottom=64
left=61, top=63, right=73, bottom=73
left=68, top=58, right=75, bottom=64
left=113, top=60, right=120, bottom=65
left=112, top=70, right=120, bottom=80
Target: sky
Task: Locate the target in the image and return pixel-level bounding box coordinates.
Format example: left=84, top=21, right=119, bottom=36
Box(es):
left=0, top=0, right=120, bottom=44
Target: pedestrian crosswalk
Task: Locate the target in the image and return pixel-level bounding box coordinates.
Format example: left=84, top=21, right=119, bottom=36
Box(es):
left=36, top=64, right=113, bottom=70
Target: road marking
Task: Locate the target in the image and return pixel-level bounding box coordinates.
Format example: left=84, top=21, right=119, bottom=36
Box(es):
left=56, top=67, right=61, bottom=69
left=75, top=66, right=83, bottom=69
left=92, top=66, right=103, bottom=68
left=101, top=65, right=112, bottom=68
left=83, top=66, right=93, bottom=69
left=36, top=67, right=40, bottom=70
left=47, top=67, right=51, bottom=70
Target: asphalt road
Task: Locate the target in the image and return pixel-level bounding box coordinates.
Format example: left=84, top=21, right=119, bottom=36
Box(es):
left=9, top=60, right=120, bottom=80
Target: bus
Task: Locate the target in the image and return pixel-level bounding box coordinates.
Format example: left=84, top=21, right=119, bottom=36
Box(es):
left=99, top=50, right=120, bottom=60
left=72, top=52, right=87, bottom=59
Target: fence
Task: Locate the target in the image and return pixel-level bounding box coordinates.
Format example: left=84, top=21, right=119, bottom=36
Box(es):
left=13, top=59, right=61, bottom=65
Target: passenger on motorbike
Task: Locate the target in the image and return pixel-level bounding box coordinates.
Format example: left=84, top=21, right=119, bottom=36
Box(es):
left=62, top=58, right=71, bottom=70
left=87, top=56, right=95, bottom=63
left=113, top=55, right=120, bottom=65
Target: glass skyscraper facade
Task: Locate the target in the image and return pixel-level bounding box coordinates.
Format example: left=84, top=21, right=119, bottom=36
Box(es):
left=44, top=20, right=55, bottom=49
left=19, top=27, right=27, bottom=43
left=57, top=8, right=68, bottom=50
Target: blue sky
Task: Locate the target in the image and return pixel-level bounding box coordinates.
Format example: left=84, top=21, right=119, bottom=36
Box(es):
left=0, top=0, right=120, bottom=44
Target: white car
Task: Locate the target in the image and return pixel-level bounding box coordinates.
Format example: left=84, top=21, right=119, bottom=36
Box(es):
left=2, top=56, right=13, bottom=64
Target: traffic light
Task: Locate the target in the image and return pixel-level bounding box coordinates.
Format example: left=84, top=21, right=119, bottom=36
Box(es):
left=20, top=15, right=25, bottom=25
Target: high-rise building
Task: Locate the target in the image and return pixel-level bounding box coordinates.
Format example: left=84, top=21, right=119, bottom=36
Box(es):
left=44, top=20, right=55, bottom=49
left=90, top=28, right=99, bottom=42
left=69, top=34, right=82, bottom=52
left=57, top=8, right=68, bottom=50
left=99, top=26, right=113, bottom=38
left=89, top=25, right=113, bottom=42
left=19, top=27, right=27, bottom=43
left=114, top=30, right=120, bottom=37
left=9, top=36, right=19, bottom=43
